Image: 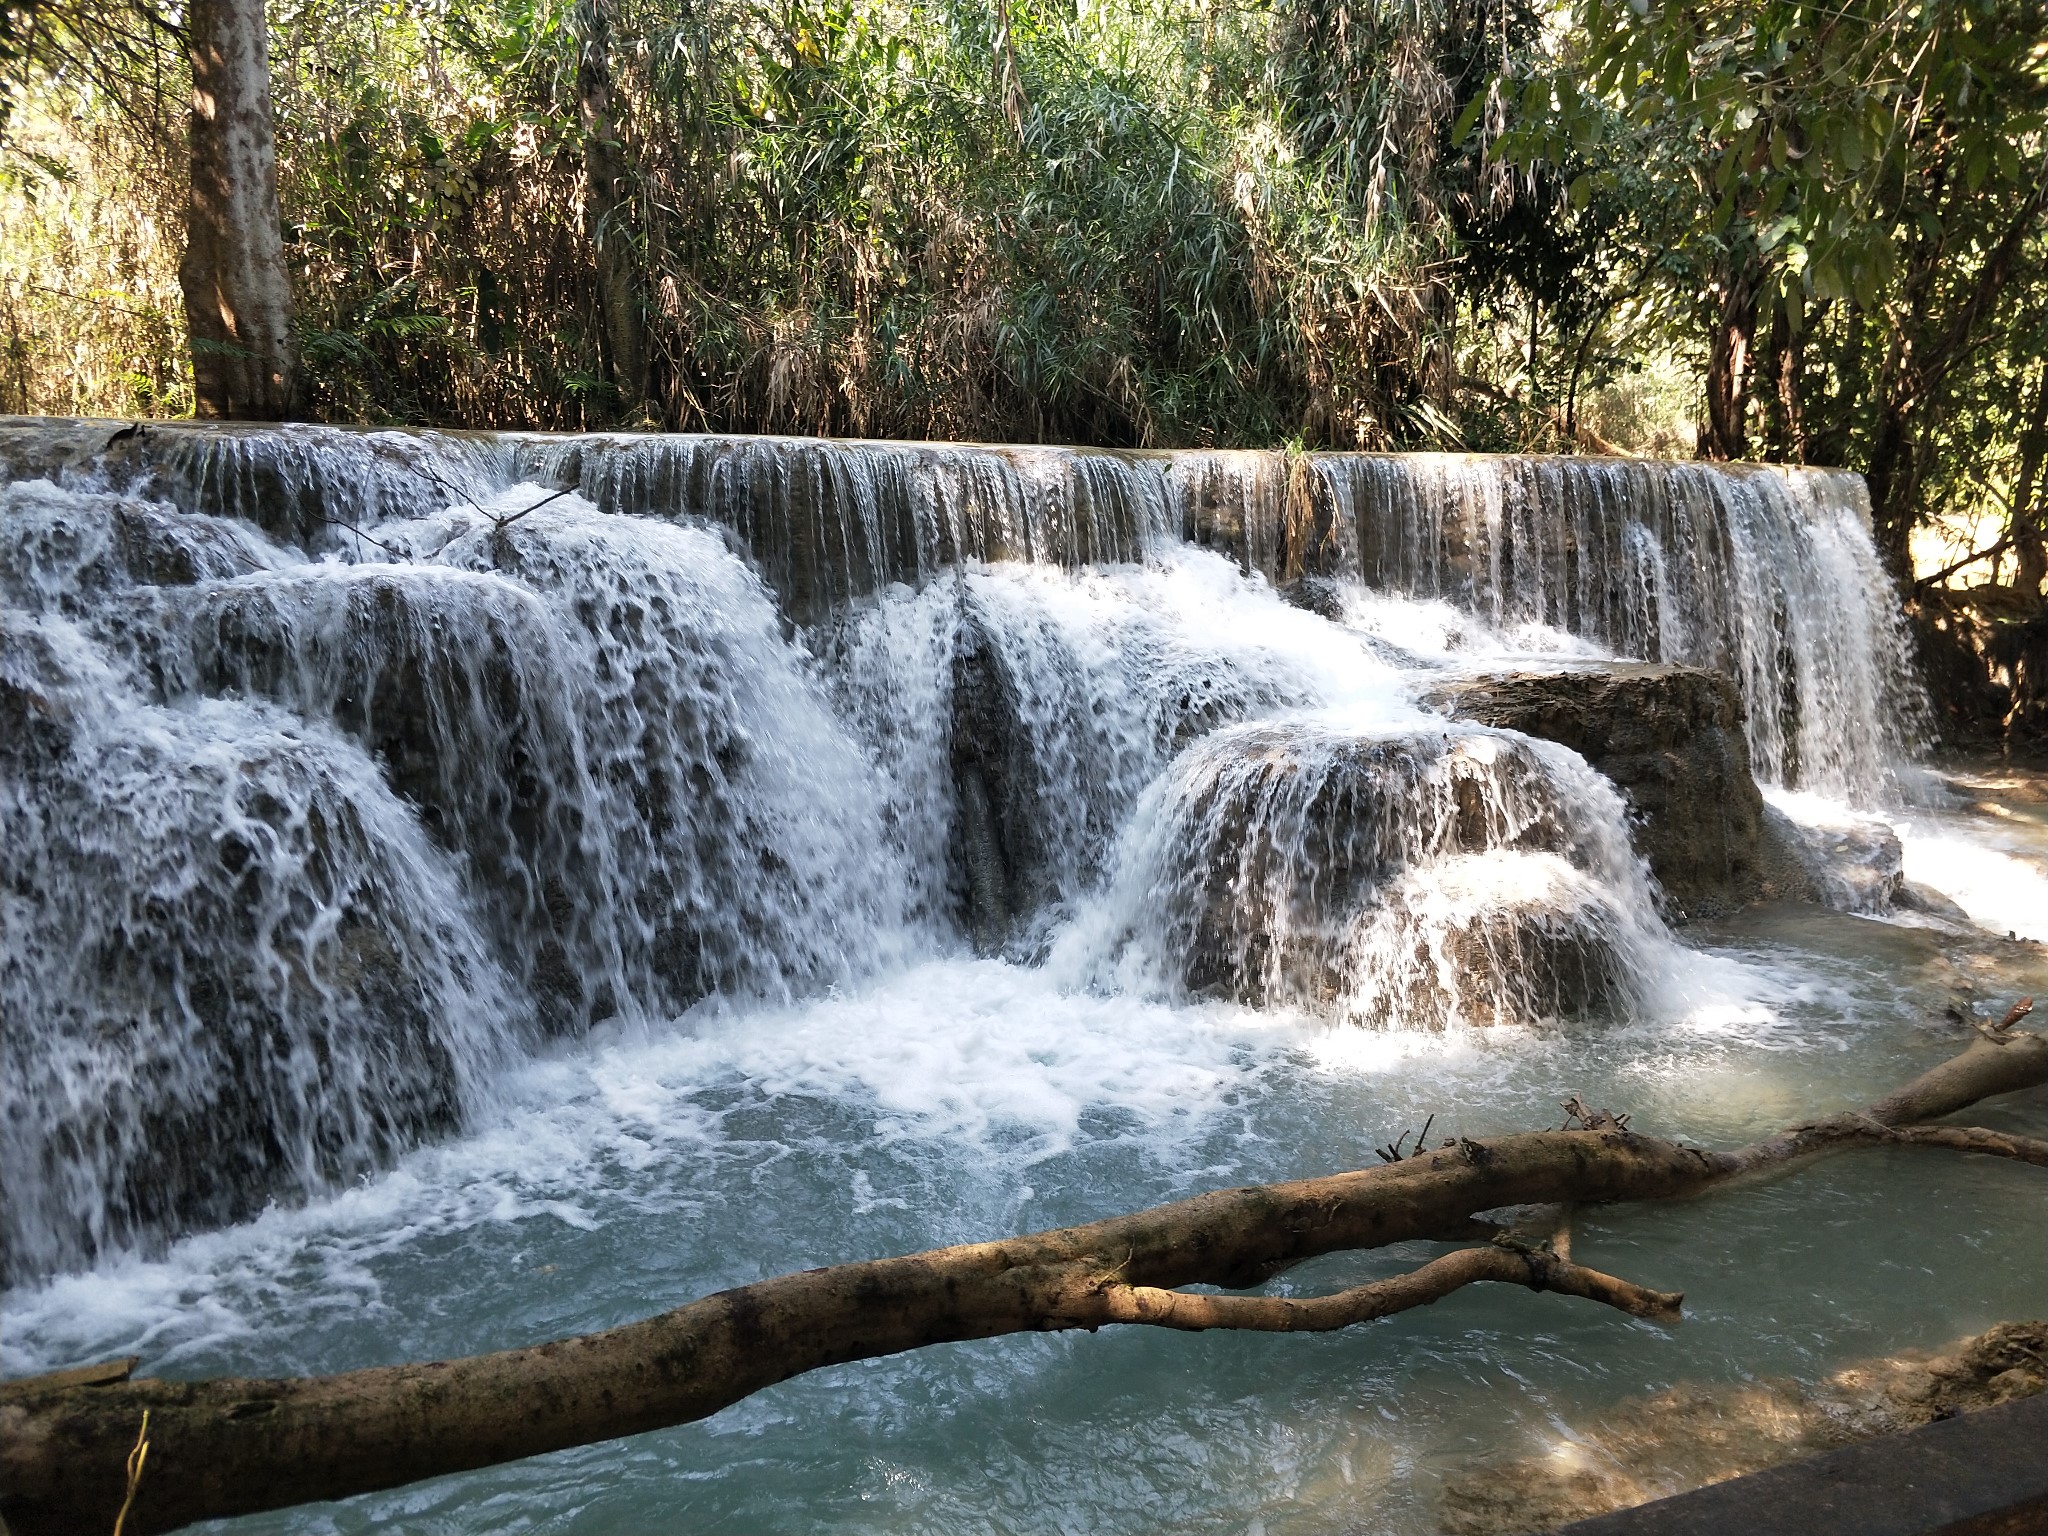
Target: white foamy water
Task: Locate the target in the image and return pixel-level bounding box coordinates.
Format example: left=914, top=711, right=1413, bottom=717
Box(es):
left=1894, top=815, right=2048, bottom=942
left=6, top=422, right=2031, bottom=1536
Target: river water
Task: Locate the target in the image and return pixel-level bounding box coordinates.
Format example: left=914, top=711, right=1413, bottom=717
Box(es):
left=2, top=423, right=2043, bottom=1534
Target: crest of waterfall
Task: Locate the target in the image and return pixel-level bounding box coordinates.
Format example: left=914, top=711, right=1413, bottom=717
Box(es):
left=1055, top=718, right=1670, bottom=1028
left=556, top=435, right=1183, bottom=620
left=0, top=417, right=1930, bottom=1284
left=1322, top=455, right=1930, bottom=800
left=23, top=421, right=1923, bottom=800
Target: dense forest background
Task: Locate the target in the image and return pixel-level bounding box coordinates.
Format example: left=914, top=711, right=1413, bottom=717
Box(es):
left=1, top=0, right=2045, bottom=739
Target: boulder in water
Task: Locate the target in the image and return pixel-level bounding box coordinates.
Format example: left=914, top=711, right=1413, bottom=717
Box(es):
left=1758, top=802, right=1907, bottom=914
left=1110, top=721, right=1666, bottom=1028
left=1426, top=664, right=1801, bottom=919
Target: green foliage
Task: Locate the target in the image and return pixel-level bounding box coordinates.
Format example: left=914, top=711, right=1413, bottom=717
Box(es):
left=0, top=0, right=1576, bottom=445
left=232, top=0, right=1532, bottom=441
left=1481, top=0, right=2048, bottom=571
left=1, top=0, right=2042, bottom=587
left=1507, top=0, right=2048, bottom=318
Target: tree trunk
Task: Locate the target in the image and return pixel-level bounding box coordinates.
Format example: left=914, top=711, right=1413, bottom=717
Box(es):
left=1700, top=261, right=1759, bottom=460
left=574, top=0, right=653, bottom=426
left=1761, top=297, right=1805, bottom=463
left=2010, top=367, right=2048, bottom=600
left=1868, top=161, right=2047, bottom=585
left=3, top=1004, right=2042, bottom=1536
left=179, top=0, right=298, bottom=420
left=1864, top=404, right=1920, bottom=584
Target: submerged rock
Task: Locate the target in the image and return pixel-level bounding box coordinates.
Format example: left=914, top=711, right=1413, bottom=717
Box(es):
left=1097, top=720, right=1669, bottom=1027
left=1436, top=1320, right=2048, bottom=1536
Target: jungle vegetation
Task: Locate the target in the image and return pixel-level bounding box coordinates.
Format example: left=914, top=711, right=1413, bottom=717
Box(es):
left=0, top=0, right=2043, bottom=588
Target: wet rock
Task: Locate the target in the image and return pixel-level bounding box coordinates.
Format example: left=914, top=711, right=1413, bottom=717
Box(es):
left=1896, top=878, right=1973, bottom=922
left=2, top=479, right=269, bottom=612
left=1760, top=804, right=1906, bottom=913
left=942, top=593, right=1306, bottom=952
left=1134, top=723, right=1659, bottom=1027
left=1279, top=575, right=1348, bottom=622
left=1426, top=664, right=1798, bottom=919
left=948, top=621, right=1056, bottom=951
left=1436, top=1320, right=2048, bottom=1536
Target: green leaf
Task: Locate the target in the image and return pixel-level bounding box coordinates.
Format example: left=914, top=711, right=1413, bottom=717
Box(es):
left=1811, top=253, right=1842, bottom=300
left=1452, top=89, right=1489, bottom=144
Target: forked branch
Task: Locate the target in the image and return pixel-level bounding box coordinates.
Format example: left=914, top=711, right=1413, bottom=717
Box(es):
left=1065, top=1241, right=1682, bottom=1331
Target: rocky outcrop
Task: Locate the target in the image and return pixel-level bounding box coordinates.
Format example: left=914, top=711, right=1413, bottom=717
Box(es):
left=1426, top=664, right=1811, bottom=919
left=1763, top=804, right=1909, bottom=913
left=1120, top=723, right=1664, bottom=1028
left=948, top=622, right=1059, bottom=952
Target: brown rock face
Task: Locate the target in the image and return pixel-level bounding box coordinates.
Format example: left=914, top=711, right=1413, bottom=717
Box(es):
left=1425, top=664, right=1804, bottom=919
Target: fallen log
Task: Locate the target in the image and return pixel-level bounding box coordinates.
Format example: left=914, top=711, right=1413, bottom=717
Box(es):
left=4, top=1002, right=2044, bottom=1536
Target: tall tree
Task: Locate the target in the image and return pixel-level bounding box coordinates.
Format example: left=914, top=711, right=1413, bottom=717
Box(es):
left=180, top=0, right=297, bottom=418
left=573, top=0, right=652, bottom=425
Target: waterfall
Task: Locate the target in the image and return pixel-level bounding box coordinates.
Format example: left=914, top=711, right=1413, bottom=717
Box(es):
left=1322, top=455, right=1929, bottom=800
left=1, top=485, right=520, bottom=1281
left=0, top=417, right=1926, bottom=1285
left=1058, top=720, right=1670, bottom=1029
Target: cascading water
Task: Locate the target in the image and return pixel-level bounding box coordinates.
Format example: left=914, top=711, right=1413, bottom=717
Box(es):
left=12, top=417, right=2022, bottom=1536
left=0, top=482, right=520, bottom=1281
left=1323, top=454, right=1930, bottom=800
left=0, top=419, right=1930, bottom=1286
left=0, top=460, right=921, bottom=1282
left=1063, top=720, right=1669, bottom=1028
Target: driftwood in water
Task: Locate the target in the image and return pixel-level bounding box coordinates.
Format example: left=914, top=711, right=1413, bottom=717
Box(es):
left=3, top=1003, right=2044, bottom=1536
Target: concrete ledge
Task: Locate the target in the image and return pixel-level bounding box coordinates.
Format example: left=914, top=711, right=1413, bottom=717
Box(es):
left=1551, top=1389, right=2048, bottom=1536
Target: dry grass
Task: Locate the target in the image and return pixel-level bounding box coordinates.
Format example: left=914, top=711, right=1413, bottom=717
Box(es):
left=1, top=97, right=190, bottom=418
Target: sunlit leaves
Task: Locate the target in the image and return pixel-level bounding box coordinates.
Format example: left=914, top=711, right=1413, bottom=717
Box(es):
left=1485, top=0, right=2047, bottom=335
